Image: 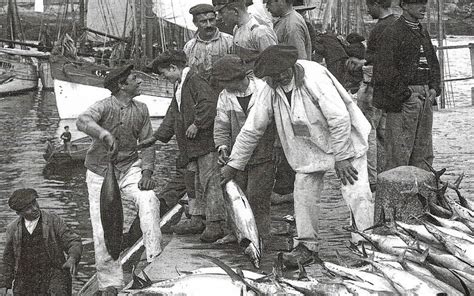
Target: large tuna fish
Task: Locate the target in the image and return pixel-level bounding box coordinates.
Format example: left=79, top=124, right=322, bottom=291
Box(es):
left=223, top=180, right=262, bottom=268
left=100, top=161, right=123, bottom=260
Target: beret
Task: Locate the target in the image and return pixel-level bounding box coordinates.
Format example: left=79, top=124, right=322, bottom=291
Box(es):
left=104, top=64, right=133, bottom=93
left=212, top=55, right=247, bottom=81
left=253, top=45, right=298, bottom=78
left=346, top=32, right=365, bottom=44
left=189, top=4, right=216, bottom=16
left=401, top=0, right=428, bottom=3
left=9, top=188, right=38, bottom=211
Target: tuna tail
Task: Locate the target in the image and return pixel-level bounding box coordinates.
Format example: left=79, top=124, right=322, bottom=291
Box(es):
left=346, top=208, right=378, bottom=250
left=130, top=265, right=152, bottom=289
left=195, top=254, right=263, bottom=295
left=364, top=207, right=389, bottom=232
left=424, top=160, right=446, bottom=182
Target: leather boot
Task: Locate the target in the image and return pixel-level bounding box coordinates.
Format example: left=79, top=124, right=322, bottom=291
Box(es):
left=281, top=244, right=316, bottom=269
left=171, top=215, right=205, bottom=235
left=200, top=221, right=225, bottom=243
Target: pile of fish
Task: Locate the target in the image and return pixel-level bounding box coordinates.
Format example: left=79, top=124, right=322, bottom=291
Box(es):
left=124, top=167, right=474, bottom=295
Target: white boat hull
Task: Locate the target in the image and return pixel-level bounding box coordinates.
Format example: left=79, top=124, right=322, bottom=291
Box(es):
left=54, top=79, right=172, bottom=119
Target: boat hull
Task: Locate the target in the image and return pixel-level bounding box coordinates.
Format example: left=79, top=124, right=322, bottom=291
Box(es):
left=54, top=79, right=172, bottom=119
left=0, top=56, right=38, bottom=95
left=38, top=61, right=54, bottom=90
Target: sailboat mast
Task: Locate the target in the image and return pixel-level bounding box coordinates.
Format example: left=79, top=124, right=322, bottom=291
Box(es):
left=437, top=0, right=445, bottom=108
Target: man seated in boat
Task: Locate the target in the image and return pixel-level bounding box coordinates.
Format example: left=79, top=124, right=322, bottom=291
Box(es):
left=212, top=55, right=276, bottom=248
left=141, top=50, right=227, bottom=243
left=1, top=188, right=82, bottom=296
left=76, top=65, right=162, bottom=295
left=221, top=45, right=373, bottom=268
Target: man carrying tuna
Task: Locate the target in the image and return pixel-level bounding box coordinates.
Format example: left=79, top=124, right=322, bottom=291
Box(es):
left=77, top=65, right=162, bottom=295
left=221, top=45, right=373, bottom=268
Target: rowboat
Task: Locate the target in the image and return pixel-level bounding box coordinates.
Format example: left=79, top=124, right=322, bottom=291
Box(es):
left=43, top=136, right=91, bottom=165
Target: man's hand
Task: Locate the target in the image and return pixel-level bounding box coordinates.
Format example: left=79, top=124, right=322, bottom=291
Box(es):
left=62, top=257, right=77, bottom=276
left=186, top=124, right=198, bottom=139
left=102, top=132, right=118, bottom=160
left=217, top=146, right=229, bottom=166
left=221, top=165, right=238, bottom=186
left=335, top=159, right=358, bottom=185
left=138, top=170, right=156, bottom=190
left=137, top=136, right=157, bottom=150
left=273, top=147, right=284, bottom=166
left=428, top=88, right=437, bottom=102
left=346, top=57, right=365, bottom=72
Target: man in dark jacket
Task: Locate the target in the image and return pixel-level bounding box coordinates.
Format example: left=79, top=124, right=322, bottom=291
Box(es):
left=1, top=189, right=82, bottom=296
left=372, top=0, right=441, bottom=171
left=141, top=50, right=226, bottom=243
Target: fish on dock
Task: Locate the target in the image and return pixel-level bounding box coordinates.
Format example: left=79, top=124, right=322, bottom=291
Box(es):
left=223, top=180, right=262, bottom=268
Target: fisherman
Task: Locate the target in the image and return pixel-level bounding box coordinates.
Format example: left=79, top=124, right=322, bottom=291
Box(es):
left=144, top=50, right=226, bottom=243
left=212, top=55, right=275, bottom=246
left=264, top=0, right=312, bottom=60
left=184, top=4, right=234, bottom=81
left=293, top=0, right=318, bottom=61
left=221, top=45, right=372, bottom=268
left=76, top=65, right=162, bottom=295
left=60, top=125, right=72, bottom=154
left=213, top=0, right=277, bottom=65
left=1, top=188, right=82, bottom=296
left=372, top=0, right=441, bottom=172
left=263, top=0, right=314, bottom=203
left=345, top=0, right=397, bottom=191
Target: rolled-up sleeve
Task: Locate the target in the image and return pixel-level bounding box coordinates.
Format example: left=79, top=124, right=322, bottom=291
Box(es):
left=214, top=94, right=232, bottom=149
left=227, top=86, right=274, bottom=170
left=139, top=106, right=156, bottom=172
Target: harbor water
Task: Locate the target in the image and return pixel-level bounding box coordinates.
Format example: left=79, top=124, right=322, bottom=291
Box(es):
left=0, top=36, right=473, bottom=293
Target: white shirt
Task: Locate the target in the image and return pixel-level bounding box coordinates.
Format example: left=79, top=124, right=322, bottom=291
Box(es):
left=24, top=217, right=40, bottom=234
left=175, top=67, right=190, bottom=112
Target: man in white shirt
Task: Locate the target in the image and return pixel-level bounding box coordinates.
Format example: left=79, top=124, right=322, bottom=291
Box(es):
left=221, top=45, right=373, bottom=268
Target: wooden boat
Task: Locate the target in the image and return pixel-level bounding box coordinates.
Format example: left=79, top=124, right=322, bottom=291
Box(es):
left=50, top=55, right=173, bottom=119
left=43, top=136, right=91, bottom=165
left=0, top=53, right=38, bottom=95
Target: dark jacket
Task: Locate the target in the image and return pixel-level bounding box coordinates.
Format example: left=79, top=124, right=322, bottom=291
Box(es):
left=365, top=14, right=397, bottom=66
left=373, top=17, right=441, bottom=112
left=154, top=69, right=218, bottom=164
left=2, top=210, right=82, bottom=290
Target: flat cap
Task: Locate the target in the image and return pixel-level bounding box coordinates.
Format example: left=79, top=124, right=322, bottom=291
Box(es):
left=213, top=0, right=247, bottom=11
left=253, top=45, right=298, bottom=78
left=104, top=64, right=133, bottom=93
left=293, top=0, right=317, bottom=12
left=212, top=55, right=247, bottom=81
left=9, top=188, right=38, bottom=211
left=189, top=4, right=215, bottom=16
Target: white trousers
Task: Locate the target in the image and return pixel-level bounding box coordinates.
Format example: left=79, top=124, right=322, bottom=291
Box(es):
left=293, top=154, right=374, bottom=252
left=86, top=160, right=162, bottom=290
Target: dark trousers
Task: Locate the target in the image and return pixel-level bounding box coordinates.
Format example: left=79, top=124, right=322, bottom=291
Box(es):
left=14, top=268, right=71, bottom=296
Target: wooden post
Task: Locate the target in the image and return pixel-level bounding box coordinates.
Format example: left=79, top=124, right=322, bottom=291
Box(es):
left=336, top=0, right=342, bottom=34
left=470, top=43, right=474, bottom=105
left=437, top=0, right=445, bottom=109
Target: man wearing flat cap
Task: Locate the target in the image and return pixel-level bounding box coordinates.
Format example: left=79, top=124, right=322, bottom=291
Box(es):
left=212, top=55, right=275, bottom=245
left=214, top=0, right=277, bottom=65
left=184, top=3, right=233, bottom=81
left=77, top=65, right=162, bottom=294
left=373, top=0, right=440, bottom=172
left=221, top=45, right=373, bottom=268
left=1, top=189, right=82, bottom=295
left=140, top=50, right=227, bottom=243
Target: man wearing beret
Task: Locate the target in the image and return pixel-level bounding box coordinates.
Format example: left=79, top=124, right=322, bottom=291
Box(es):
left=184, top=4, right=233, bottom=81
left=214, top=0, right=277, bottom=64
left=373, top=0, right=440, bottom=172
left=221, top=45, right=372, bottom=268
left=1, top=189, right=82, bottom=295
left=141, top=50, right=226, bottom=243
left=212, top=55, right=275, bottom=246
left=77, top=65, right=162, bottom=295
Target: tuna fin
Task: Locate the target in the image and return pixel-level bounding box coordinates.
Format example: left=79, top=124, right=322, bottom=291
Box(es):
left=335, top=250, right=346, bottom=267
left=364, top=207, right=388, bottom=232
left=130, top=265, right=152, bottom=289
left=195, top=254, right=263, bottom=295
left=449, top=269, right=471, bottom=296
left=453, top=173, right=464, bottom=189
left=297, top=261, right=309, bottom=281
